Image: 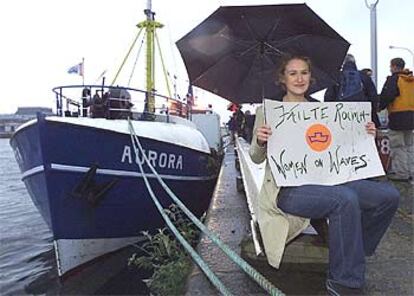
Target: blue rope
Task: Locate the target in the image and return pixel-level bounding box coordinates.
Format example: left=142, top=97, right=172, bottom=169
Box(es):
left=128, top=119, right=284, bottom=296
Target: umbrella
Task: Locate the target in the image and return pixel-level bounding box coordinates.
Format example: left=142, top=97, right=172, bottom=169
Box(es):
left=176, top=4, right=350, bottom=104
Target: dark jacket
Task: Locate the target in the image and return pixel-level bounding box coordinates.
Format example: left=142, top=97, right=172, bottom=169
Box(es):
left=324, top=61, right=380, bottom=127
left=379, top=70, right=414, bottom=130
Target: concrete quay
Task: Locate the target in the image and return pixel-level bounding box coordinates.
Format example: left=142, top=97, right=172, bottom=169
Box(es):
left=184, top=138, right=414, bottom=295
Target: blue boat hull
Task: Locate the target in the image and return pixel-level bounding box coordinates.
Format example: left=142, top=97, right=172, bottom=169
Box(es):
left=10, top=115, right=218, bottom=275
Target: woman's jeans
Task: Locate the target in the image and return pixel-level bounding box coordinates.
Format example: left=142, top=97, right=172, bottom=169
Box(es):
left=277, top=180, right=400, bottom=288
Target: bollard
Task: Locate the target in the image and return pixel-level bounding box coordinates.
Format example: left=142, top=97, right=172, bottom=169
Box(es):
left=236, top=175, right=244, bottom=193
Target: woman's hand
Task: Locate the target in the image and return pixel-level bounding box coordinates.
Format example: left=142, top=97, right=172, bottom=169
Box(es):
left=256, top=125, right=272, bottom=147
left=365, top=121, right=376, bottom=136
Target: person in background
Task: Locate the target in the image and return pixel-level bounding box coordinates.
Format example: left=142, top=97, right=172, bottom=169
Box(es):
left=160, top=103, right=167, bottom=115
left=361, top=68, right=373, bottom=78
left=90, top=90, right=106, bottom=118
left=227, top=114, right=237, bottom=143
left=379, top=57, right=414, bottom=182
left=234, top=105, right=246, bottom=138
left=81, top=88, right=91, bottom=117
left=250, top=54, right=399, bottom=296
left=324, top=54, right=380, bottom=128
left=243, top=110, right=255, bottom=143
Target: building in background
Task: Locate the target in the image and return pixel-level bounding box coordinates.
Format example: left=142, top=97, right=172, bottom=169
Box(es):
left=0, top=107, right=53, bottom=138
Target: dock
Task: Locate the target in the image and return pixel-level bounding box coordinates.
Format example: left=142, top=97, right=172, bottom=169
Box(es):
left=41, top=137, right=413, bottom=295
left=185, top=137, right=414, bottom=295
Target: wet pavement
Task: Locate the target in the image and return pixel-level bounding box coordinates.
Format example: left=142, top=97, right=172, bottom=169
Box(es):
left=185, top=144, right=263, bottom=295
left=184, top=144, right=414, bottom=295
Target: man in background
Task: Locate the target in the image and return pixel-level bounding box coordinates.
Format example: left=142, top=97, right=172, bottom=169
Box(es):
left=243, top=110, right=255, bottom=143
left=325, top=54, right=380, bottom=127
left=379, top=57, right=414, bottom=182
left=361, top=68, right=373, bottom=78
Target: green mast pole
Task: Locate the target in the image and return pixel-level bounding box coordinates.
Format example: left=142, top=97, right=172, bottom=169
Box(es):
left=138, top=0, right=163, bottom=119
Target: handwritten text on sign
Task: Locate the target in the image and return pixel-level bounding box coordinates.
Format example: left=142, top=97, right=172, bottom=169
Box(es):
left=264, top=100, right=385, bottom=186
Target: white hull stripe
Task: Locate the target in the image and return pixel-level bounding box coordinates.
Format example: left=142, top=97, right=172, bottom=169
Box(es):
left=21, top=165, right=45, bottom=179
left=22, top=163, right=216, bottom=181
left=54, top=236, right=146, bottom=276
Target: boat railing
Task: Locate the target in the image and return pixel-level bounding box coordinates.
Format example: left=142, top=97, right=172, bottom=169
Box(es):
left=52, top=84, right=192, bottom=121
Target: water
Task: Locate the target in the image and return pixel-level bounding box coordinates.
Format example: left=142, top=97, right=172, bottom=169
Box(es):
left=0, top=139, right=56, bottom=295
left=0, top=138, right=158, bottom=295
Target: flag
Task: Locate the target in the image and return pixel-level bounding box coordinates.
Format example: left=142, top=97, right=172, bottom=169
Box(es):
left=67, top=62, right=84, bottom=76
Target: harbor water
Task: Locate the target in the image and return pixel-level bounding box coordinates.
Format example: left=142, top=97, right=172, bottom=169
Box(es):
left=0, top=137, right=155, bottom=295
left=0, top=138, right=57, bottom=295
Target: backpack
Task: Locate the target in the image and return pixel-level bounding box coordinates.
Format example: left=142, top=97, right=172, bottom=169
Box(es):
left=338, top=70, right=365, bottom=101
left=388, top=73, right=414, bottom=113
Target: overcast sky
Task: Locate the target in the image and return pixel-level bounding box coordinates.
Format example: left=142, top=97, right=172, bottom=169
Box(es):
left=0, top=0, right=412, bottom=122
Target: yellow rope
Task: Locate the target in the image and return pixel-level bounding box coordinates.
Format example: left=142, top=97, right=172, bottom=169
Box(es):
left=155, top=31, right=172, bottom=99
left=111, top=27, right=144, bottom=86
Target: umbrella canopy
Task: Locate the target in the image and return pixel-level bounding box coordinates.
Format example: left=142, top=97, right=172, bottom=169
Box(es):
left=176, top=4, right=350, bottom=104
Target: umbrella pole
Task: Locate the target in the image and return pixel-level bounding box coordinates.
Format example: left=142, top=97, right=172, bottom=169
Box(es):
left=260, top=55, right=267, bottom=125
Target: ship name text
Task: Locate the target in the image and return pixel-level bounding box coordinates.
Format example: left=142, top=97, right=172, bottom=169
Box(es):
left=121, top=145, right=183, bottom=170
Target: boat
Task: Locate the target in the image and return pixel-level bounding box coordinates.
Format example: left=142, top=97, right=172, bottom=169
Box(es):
left=10, top=1, right=222, bottom=277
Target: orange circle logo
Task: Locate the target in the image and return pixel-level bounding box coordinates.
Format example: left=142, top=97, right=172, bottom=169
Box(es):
left=305, top=124, right=332, bottom=152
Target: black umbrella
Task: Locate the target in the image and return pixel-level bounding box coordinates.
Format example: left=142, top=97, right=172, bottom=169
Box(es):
left=176, top=4, right=350, bottom=104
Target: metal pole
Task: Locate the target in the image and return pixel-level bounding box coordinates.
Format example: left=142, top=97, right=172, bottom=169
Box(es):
left=140, top=0, right=163, bottom=118
left=82, top=57, right=85, bottom=86
left=389, top=45, right=414, bottom=69
left=365, top=0, right=379, bottom=87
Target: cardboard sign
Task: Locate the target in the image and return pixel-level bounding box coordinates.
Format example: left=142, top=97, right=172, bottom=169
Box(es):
left=264, top=100, right=385, bottom=186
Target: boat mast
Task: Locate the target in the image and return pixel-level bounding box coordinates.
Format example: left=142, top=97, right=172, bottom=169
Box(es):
left=139, top=0, right=163, bottom=118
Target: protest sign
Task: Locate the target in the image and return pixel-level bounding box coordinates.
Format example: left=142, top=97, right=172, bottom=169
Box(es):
left=264, top=100, right=385, bottom=186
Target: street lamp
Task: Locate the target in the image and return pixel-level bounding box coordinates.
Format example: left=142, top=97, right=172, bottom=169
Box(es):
left=389, top=45, right=414, bottom=69
left=365, top=0, right=379, bottom=87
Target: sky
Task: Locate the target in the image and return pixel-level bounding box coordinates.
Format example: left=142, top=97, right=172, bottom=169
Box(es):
left=0, top=0, right=413, bottom=123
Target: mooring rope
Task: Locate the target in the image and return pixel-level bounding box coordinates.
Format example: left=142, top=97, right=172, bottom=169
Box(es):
left=127, top=121, right=232, bottom=296
left=128, top=119, right=284, bottom=296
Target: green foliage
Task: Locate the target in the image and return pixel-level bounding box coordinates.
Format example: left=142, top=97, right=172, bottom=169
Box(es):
left=149, top=257, right=192, bottom=296
left=128, top=228, right=183, bottom=271
left=164, top=204, right=203, bottom=247
left=128, top=204, right=204, bottom=295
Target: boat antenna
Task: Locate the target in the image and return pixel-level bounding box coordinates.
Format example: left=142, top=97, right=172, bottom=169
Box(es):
left=139, top=0, right=163, bottom=120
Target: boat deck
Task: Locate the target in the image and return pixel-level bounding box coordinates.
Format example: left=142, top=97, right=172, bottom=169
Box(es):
left=185, top=137, right=414, bottom=295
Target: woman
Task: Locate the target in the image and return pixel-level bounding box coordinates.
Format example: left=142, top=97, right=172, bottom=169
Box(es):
left=249, top=55, right=400, bottom=295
